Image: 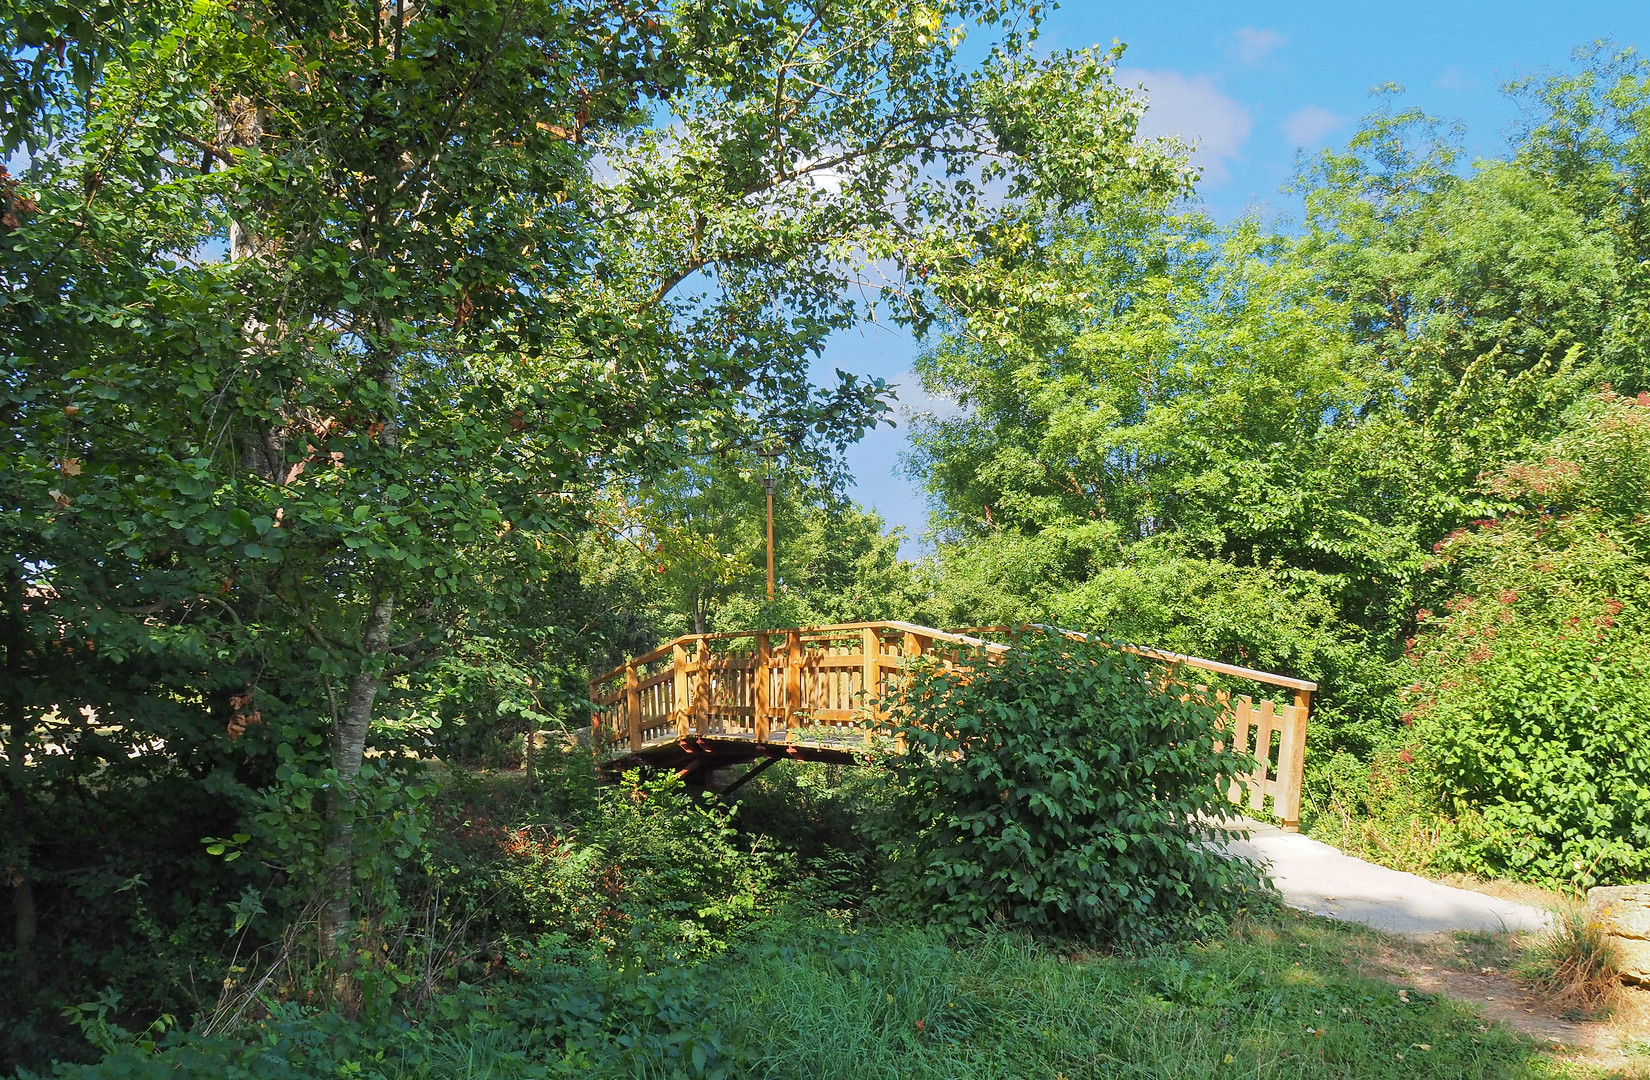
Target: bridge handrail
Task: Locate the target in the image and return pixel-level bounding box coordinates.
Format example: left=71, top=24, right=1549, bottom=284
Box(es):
left=588, top=619, right=1315, bottom=829
left=953, top=625, right=1319, bottom=694
left=588, top=621, right=1006, bottom=688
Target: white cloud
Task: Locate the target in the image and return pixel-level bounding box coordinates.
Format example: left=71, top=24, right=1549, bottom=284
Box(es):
left=892, top=371, right=966, bottom=424
left=1228, top=27, right=1286, bottom=67
left=1117, top=67, right=1252, bottom=187
left=1281, top=105, right=1345, bottom=147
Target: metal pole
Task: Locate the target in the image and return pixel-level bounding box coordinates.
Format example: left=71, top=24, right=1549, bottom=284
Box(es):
left=766, top=488, right=774, bottom=600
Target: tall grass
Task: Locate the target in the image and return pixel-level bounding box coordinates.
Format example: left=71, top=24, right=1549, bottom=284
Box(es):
left=695, top=918, right=1561, bottom=1080
left=41, top=913, right=1596, bottom=1080
left=1515, top=906, right=1621, bottom=1018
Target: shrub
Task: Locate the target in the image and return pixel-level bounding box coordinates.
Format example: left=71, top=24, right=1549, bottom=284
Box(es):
left=1404, top=394, right=1650, bottom=886
left=422, top=767, right=792, bottom=962
left=873, top=630, right=1268, bottom=943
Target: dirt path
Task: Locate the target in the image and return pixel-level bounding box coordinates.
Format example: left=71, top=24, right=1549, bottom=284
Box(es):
left=1360, top=932, right=1650, bottom=1075
left=1220, top=818, right=1649, bottom=1073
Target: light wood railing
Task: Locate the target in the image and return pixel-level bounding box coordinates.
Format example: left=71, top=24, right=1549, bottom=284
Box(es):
left=956, top=626, right=1315, bottom=828
left=588, top=621, right=1315, bottom=829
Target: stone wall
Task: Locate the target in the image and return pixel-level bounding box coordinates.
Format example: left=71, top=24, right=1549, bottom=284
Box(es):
left=1586, top=885, right=1650, bottom=985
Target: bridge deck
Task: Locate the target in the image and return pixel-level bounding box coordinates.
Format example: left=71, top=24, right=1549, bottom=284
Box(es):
left=589, top=621, right=1315, bottom=828
left=601, top=731, right=879, bottom=774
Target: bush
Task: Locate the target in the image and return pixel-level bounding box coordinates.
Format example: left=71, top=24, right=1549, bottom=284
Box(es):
left=1403, top=393, right=1650, bottom=885
left=873, top=630, right=1268, bottom=943
left=421, top=765, right=793, bottom=963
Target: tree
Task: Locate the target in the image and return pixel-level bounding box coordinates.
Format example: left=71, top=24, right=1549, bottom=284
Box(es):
left=3, top=0, right=1185, bottom=994
left=908, top=56, right=1650, bottom=876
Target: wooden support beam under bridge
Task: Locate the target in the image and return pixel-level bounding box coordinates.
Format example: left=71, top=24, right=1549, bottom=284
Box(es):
left=587, top=620, right=1316, bottom=830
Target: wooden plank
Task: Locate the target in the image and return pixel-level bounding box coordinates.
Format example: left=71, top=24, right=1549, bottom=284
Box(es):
left=1278, top=690, right=1312, bottom=830
left=694, top=637, right=711, bottom=737
left=624, top=661, right=641, bottom=751
left=1016, top=623, right=1318, bottom=692
left=862, top=627, right=879, bottom=745
left=637, top=669, right=675, bottom=692
left=785, top=629, right=802, bottom=741
left=1248, top=699, right=1277, bottom=814
left=672, top=642, right=689, bottom=737
left=1228, top=696, right=1252, bottom=806
left=807, top=652, right=867, bottom=669
left=754, top=633, right=770, bottom=743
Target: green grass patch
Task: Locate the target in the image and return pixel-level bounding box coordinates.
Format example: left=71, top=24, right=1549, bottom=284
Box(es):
left=38, top=912, right=1599, bottom=1080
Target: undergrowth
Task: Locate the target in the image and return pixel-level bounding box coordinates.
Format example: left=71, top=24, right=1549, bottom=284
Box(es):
left=28, top=914, right=1591, bottom=1080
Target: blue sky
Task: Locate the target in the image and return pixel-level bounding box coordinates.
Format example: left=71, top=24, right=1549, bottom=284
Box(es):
left=824, top=0, right=1650, bottom=557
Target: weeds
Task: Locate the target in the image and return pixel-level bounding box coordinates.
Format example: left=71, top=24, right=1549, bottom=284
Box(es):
left=1515, top=907, right=1621, bottom=1017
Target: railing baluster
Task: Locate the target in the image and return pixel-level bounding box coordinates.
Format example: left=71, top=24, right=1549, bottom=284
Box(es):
left=694, top=636, right=710, bottom=736
left=785, top=629, right=802, bottom=740
left=624, top=661, right=640, bottom=751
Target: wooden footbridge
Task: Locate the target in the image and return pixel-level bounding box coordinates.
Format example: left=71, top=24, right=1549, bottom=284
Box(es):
left=588, top=621, right=1316, bottom=828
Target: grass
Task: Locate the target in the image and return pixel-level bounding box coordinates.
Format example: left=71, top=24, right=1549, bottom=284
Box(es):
left=709, top=914, right=1552, bottom=1080
left=1515, top=907, right=1623, bottom=1018
left=47, top=909, right=1617, bottom=1080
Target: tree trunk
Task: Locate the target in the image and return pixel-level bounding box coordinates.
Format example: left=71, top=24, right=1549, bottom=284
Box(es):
left=1, top=566, right=37, bottom=987
left=691, top=587, right=706, bottom=635
left=319, top=586, right=394, bottom=997
left=320, top=311, right=403, bottom=1002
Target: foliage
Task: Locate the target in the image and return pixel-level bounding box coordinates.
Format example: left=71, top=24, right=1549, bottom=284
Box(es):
left=907, top=48, right=1650, bottom=885
left=30, top=915, right=1582, bottom=1080
left=1403, top=391, right=1650, bottom=885
left=874, top=631, right=1267, bottom=943
left=579, top=449, right=935, bottom=646
left=3, top=0, right=1185, bottom=1026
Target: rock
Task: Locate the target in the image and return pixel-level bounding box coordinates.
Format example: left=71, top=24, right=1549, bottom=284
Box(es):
left=1585, top=885, right=1650, bottom=985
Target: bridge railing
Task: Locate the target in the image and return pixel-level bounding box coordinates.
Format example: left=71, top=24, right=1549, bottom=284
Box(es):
left=588, top=621, right=1002, bottom=749
left=589, top=621, right=1316, bottom=829
left=954, top=626, right=1316, bottom=828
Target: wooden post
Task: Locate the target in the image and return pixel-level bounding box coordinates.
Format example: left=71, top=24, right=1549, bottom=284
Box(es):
left=672, top=642, right=689, bottom=737
left=694, top=636, right=711, bottom=737
left=624, top=661, right=641, bottom=751
left=1279, top=688, right=1312, bottom=831
left=784, top=629, right=802, bottom=740
left=754, top=633, right=771, bottom=743
left=1228, top=696, right=1253, bottom=807
left=861, top=627, right=879, bottom=745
